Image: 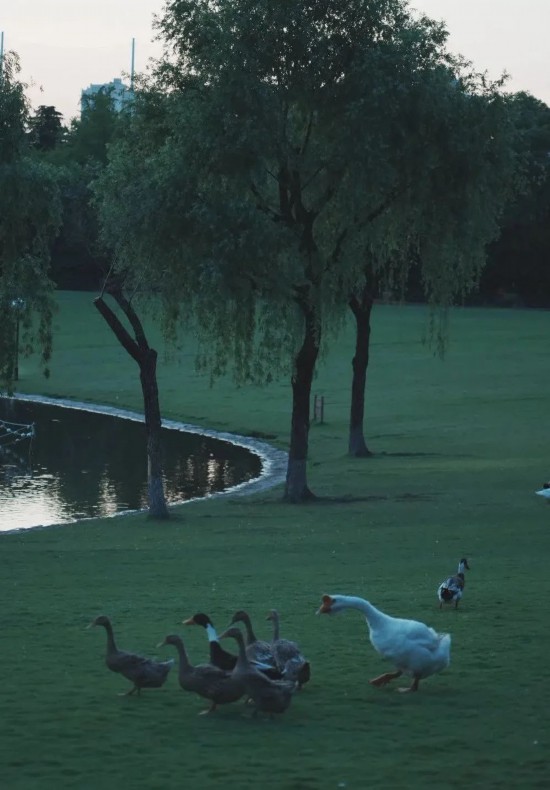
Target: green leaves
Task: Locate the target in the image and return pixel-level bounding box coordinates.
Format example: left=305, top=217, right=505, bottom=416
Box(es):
left=95, top=0, right=517, bottom=381
left=0, top=57, right=62, bottom=390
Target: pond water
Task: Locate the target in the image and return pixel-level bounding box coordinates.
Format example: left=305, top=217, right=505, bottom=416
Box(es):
left=0, top=397, right=263, bottom=532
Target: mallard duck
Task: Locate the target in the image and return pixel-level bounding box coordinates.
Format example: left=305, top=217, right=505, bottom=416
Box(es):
left=317, top=594, right=451, bottom=692
left=158, top=634, right=246, bottom=714
left=266, top=609, right=311, bottom=688
left=89, top=615, right=174, bottom=696
left=229, top=610, right=276, bottom=666
left=437, top=558, right=470, bottom=609
left=219, top=626, right=298, bottom=717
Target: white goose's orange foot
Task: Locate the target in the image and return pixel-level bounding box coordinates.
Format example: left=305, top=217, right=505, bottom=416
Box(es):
left=369, top=670, right=402, bottom=687
left=397, top=677, right=420, bottom=693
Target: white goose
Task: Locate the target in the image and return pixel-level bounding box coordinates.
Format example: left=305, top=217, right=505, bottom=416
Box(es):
left=317, top=594, right=451, bottom=692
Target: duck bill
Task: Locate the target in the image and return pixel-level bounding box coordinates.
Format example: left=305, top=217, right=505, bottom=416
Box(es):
left=181, top=617, right=195, bottom=626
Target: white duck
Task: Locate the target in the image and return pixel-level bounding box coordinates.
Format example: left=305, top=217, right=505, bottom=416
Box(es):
left=535, top=486, right=550, bottom=500
left=437, top=558, right=470, bottom=609
left=317, top=594, right=451, bottom=692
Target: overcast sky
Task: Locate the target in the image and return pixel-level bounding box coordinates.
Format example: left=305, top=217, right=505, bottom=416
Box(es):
left=2, top=0, right=549, bottom=122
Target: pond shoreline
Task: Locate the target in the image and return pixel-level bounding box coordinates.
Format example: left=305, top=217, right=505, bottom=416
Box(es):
left=0, top=393, right=288, bottom=534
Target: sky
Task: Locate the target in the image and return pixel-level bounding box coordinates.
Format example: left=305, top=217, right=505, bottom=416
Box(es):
left=2, top=0, right=549, bottom=123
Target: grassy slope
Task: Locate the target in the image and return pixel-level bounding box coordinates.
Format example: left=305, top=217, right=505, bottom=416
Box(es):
left=1, top=292, right=549, bottom=789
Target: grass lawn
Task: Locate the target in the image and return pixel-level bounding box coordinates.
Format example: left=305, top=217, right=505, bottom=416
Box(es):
left=1, top=291, right=549, bottom=789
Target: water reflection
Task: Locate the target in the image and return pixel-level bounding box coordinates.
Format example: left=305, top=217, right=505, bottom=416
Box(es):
left=0, top=398, right=262, bottom=531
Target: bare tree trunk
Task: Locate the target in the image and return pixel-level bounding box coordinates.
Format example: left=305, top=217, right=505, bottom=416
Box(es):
left=94, top=290, right=169, bottom=519
left=139, top=347, right=169, bottom=518
left=284, top=304, right=320, bottom=502
left=348, top=286, right=374, bottom=457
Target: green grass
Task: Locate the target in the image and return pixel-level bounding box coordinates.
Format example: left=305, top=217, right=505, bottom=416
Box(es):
left=1, top=292, right=550, bottom=789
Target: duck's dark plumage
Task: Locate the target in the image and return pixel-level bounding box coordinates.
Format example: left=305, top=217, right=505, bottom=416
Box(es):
left=182, top=613, right=237, bottom=671
left=90, top=615, right=174, bottom=695
left=219, top=627, right=298, bottom=717
left=183, top=612, right=284, bottom=679
left=437, top=558, right=470, bottom=609
left=159, top=633, right=246, bottom=714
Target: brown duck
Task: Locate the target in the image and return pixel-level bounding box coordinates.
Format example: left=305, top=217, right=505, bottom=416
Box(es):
left=229, top=609, right=276, bottom=666
left=158, top=634, right=246, bottom=714
left=89, top=615, right=174, bottom=696
left=266, top=609, right=311, bottom=688
left=219, top=626, right=298, bottom=718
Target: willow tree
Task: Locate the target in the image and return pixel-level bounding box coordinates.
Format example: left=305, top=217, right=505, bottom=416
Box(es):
left=0, top=53, right=62, bottom=391
left=97, top=0, right=508, bottom=501
left=345, top=71, right=515, bottom=457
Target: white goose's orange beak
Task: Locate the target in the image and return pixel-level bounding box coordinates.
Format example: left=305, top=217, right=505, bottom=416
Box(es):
left=316, top=594, right=334, bottom=615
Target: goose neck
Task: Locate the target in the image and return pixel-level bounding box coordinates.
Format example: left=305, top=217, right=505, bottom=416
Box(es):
left=339, top=596, right=386, bottom=626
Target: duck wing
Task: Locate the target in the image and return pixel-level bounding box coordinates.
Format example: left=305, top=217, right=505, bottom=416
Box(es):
left=272, top=638, right=309, bottom=682
left=209, top=641, right=237, bottom=671
left=108, top=650, right=174, bottom=687
left=185, top=664, right=244, bottom=702
left=246, top=675, right=298, bottom=713
left=246, top=639, right=277, bottom=667
left=440, top=574, right=464, bottom=593
left=272, top=638, right=301, bottom=665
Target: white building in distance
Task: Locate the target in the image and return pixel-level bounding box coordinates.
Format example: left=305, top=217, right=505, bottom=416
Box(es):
left=80, top=77, right=133, bottom=113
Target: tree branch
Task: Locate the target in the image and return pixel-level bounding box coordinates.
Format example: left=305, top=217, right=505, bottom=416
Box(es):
left=93, top=295, right=143, bottom=365
left=250, top=180, right=283, bottom=222
left=327, top=185, right=408, bottom=272
left=108, top=286, right=150, bottom=351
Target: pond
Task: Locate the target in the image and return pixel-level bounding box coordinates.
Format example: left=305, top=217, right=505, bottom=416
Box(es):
left=0, top=396, right=265, bottom=532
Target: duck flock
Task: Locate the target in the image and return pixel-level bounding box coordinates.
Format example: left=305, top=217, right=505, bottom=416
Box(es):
left=89, top=558, right=470, bottom=716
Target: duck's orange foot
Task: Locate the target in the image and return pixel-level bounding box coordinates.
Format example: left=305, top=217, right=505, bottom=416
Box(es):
left=369, top=670, right=402, bottom=687
left=198, top=704, right=217, bottom=715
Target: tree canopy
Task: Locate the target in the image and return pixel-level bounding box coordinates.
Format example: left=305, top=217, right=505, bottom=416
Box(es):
left=0, top=53, right=62, bottom=390
left=28, top=105, right=66, bottom=151
left=95, top=0, right=516, bottom=499
left=482, top=92, right=550, bottom=306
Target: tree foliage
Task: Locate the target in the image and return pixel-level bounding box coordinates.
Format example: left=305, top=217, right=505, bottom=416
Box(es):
left=28, top=105, right=66, bottom=151
left=482, top=92, right=550, bottom=306
left=0, top=53, right=62, bottom=390
left=96, top=0, right=515, bottom=498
